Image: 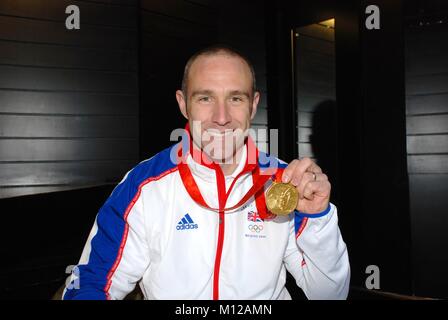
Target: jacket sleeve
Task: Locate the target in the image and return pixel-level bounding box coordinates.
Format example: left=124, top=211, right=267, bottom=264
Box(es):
left=283, top=203, right=350, bottom=300
left=62, top=170, right=150, bottom=300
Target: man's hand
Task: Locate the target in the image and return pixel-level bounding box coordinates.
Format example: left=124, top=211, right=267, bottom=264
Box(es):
left=282, top=158, right=331, bottom=214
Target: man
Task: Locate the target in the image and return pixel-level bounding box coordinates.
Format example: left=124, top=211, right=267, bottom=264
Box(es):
left=63, top=46, right=350, bottom=300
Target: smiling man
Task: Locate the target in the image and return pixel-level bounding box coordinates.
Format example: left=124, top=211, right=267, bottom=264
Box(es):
left=176, top=47, right=259, bottom=174
left=63, top=46, right=350, bottom=300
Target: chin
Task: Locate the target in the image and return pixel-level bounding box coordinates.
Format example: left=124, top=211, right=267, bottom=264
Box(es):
left=203, top=148, right=235, bottom=164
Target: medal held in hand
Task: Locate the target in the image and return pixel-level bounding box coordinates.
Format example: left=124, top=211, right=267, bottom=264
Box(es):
left=265, top=181, right=299, bottom=215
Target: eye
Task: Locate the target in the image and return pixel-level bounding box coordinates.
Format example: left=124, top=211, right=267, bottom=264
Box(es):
left=231, top=96, right=244, bottom=102
left=198, top=96, right=211, bottom=102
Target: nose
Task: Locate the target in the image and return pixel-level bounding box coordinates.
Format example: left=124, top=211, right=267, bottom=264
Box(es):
left=211, top=99, right=232, bottom=126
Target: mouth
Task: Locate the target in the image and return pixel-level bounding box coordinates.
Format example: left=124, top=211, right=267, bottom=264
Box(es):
left=205, top=129, right=235, bottom=138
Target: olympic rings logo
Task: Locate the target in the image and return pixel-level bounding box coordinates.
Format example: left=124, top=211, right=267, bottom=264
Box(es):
left=248, top=224, right=264, bottom=233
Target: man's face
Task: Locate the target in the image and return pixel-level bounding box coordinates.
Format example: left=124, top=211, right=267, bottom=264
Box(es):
left=176, top=54, right=260, bottom=164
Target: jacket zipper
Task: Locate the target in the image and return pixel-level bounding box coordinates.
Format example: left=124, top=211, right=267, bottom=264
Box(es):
left=213, top=169, right=226, bottom=300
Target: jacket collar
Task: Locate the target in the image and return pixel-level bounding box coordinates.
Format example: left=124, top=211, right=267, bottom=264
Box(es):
left=179, top=123, right=259, bottom=184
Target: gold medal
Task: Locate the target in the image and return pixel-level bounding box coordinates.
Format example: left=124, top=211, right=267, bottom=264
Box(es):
left=265, top=181, right=299, bottom=215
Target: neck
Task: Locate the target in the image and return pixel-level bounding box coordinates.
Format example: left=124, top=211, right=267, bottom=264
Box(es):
left=220, top=147, right=244, bottom=176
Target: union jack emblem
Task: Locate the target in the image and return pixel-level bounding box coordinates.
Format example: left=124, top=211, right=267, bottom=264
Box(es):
left=247, top=211, right=263, bottom=222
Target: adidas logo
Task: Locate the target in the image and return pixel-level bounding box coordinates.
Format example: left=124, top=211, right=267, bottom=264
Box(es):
left=176, top=213, right=199, bottom=231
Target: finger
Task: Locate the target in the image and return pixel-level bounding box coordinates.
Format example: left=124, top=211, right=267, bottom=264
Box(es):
left=305, top=162, right=323, bottom=174
left=302, top=180, right=331, bottom=200
left=282, top=159, right=300, bottom=183
left=289, top=158, right=316, bottom=186
left=314, top=173, right=328, bottom=182
left=297, top=172, right=327, bottom=199
left=296, top=172, right=314, bottom=198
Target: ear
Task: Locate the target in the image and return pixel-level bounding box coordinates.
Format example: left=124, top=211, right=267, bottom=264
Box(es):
left=250, top=91, right=260, bottom=120
left=176, top=90, right=189, bottom=120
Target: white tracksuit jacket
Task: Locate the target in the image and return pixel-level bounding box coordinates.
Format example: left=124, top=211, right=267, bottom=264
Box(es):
left=63, top=139, right=350, bottom=300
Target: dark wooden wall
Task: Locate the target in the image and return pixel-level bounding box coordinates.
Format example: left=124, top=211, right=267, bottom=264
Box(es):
left=294, top=20, right=339, bottom=203
left=267, top=0, right=417, bottom=298
left=295, top=21, right=336, bottom=159
left=0, top=0, right=138, bottom=299
left=0, top=0, right=271, bottom=299
left=0, top=185, right=114, bottom=299
left=357, top=0, right=412, bottom=296
left=0, top=0, right=140, bottom=199
left=405, top=1, right=448, bottom=298
left=269, top=0, right=448, bottom=299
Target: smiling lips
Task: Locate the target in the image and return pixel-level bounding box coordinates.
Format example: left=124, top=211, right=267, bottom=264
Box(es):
left=205, top=129, right=235, bottom=138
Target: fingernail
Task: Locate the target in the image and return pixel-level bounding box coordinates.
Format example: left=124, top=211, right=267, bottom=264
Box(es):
left=282, top=174, right=289, bottom=183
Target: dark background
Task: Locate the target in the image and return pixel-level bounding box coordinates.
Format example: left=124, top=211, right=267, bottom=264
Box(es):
left=0, top=0, right=447, bottom=299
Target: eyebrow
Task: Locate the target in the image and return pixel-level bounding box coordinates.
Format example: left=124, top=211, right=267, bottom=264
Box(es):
left=191, top=90, right=251, bottom=98
left=191, top=90, right=214, bottom=97
left=228, top=90, right=251, bottom=98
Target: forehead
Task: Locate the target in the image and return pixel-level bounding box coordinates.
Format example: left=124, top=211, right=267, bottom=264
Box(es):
left=187, top=54, right=252, bottom=90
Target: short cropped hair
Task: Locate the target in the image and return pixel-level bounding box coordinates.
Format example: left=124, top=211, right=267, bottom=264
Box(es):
left=181, top=45, right=257, bottom=96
